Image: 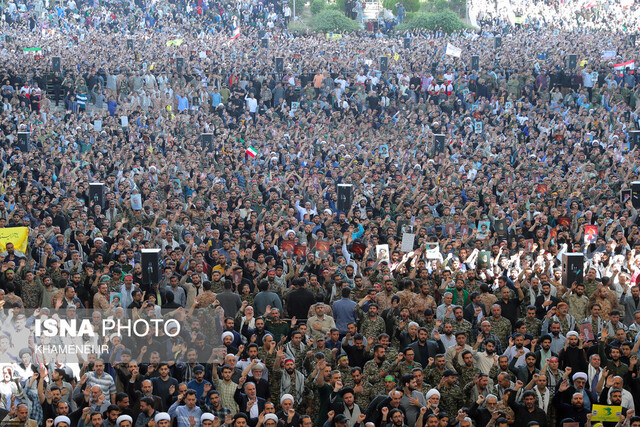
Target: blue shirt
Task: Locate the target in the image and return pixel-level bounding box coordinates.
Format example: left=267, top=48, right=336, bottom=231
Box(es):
left=186, top=379, right=212, bottom=400
left=211, top=92, right=222, bottom=106
left=176, top=95, right=189, bottom=111
left=332, top=297, right=357, bottom=334
left=168, top=401, right=203, bottom=427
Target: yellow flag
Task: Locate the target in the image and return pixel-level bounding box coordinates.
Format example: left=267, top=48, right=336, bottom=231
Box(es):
left=0, top=227, right=29, bottom=253
left=394, top=53, right=400, bottom=61
left=173, top=39, right=183, bottom=46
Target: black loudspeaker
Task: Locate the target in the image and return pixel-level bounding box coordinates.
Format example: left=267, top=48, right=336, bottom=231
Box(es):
left=431, top=62, right=438, bottom=75
left=275, top=57, right=284, bottom=73
left=433, top=134, right=445, bottom=154
left=141, top=249, right=161, bottom=285
left=567, top=54, right=577, bottom=70
left=632, top=181, right=640, bottom=209
left=16, top=132, right=30, bottom=152
left=494, top=36, right=502, bottom=49
left=471, top=55, right=479, bottom=71
left=562, top=253, right=584, bottom=288
left=403, top=38, right=410, bottom=49
left=379, top=56, right=388, bottom=73
left=631, top=34, right=637, bottom=46
left=89, top=183, right=105, bottom=209
left=262, top=38, right=268, bottom=48
left=52, top=57, right=61, bottom=73
left=629, top=130, right=640, bottom=150
left=201, top=133, right=214, bottom=152
left=337, top=184, right=353, bottom=213
left=176, top=57, right=184, bottom=74
left=127, top=39, right=134, bottom=50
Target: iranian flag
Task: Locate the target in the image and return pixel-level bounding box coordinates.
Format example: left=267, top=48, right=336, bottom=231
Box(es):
left=246, top=146, right=258, bottom=158
left=614, top=59, right=635, bottom=70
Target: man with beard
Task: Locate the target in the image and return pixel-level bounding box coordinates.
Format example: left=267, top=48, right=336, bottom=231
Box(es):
left=534, top=335, right=557, bottom=369
left=436, top=370, right=461, bottom=417
left=423, top=354, right=447, bottom=388
left=408, top=283, right=437, bottom=320
left=272, top=347, right=305, bottom=410
left=330, top=387, right=367, bottom=427
left=408, top=328, right=441, bottom=368
left=363, top=345, right=392, bottom=396
left=553, top=380, right=589, bottom=426
left=399, top=374, right=426, bottom=426
left=565, top=282, right=590, bottom=324
left=475, top=338, right=498, bottom=375
left=134, top=397, right=159, bottom=427
left=558, top=331, right=588, bottom=373
left=597, top=384, right=628, bottom=427
left=509, top=351, right=539, bottom=385
left=507, top=389, right=549, bottom=427
left=598, top=328, right=629, bottom=378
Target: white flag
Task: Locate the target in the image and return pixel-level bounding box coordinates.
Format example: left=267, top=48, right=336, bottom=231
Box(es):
left=445, top=43, right=462, bottom=58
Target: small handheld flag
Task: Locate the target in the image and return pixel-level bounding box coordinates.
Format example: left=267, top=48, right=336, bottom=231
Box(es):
left=246, top=146, right=258, bottom=158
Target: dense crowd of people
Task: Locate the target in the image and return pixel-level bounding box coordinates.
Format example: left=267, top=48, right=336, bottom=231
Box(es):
left=0, top=0, right=640, bottom=425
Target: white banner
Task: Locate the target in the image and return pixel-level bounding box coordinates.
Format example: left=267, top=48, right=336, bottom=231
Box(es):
left=445, top=43, right=462, bottom=58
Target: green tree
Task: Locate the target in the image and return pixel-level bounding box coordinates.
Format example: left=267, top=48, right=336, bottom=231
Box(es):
left=310, top=10, right=361, bottom=32
left=397, top=10, right=465, bottom=33
left=311, top=0, right=327, bottom=15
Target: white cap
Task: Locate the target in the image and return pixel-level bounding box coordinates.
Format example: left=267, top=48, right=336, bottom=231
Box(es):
left=155, top=413, right=171, bottom=422
left=54, top=416, right=71, bottom=426
left=280, top=393, right=294, bottom=404
left=116, top=415, right=133, bottom=426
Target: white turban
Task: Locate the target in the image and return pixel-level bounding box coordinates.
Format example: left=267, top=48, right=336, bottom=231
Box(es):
left=280, top=393, right=294, bottom=404
left=426, top=389, right=441, bottom=400
left=155, top=413, right=171, bottom=422
left=573, top=372, right=588, bottom=381
left=222, top=331, right=234, bottom=341
left=264, top=414, right=279, bottom=423
left=54, top=416, right=71, bottom=426
left=567, top=331, right=579, bottom=338
left=116, top=415, right=133, bottom=426
left=201, top=413, right=215, bottom=422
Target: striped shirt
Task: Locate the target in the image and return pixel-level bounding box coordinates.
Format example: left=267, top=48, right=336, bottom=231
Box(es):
left=86, top=371, right=116, bottom=398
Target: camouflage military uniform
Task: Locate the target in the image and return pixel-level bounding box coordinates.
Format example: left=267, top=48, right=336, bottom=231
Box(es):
left=353, top=381, right=376, bottom=409
left=356, top=305, right=386, bottom=340
left=437, top=383, right=463, bottom=417
left=565, top=294, right=590, bottom=323
left=396, top=290, right=416, bottom=310
left=489, top=364, right=515, bottom=384
left=583, top=279, right=601, bottom=299
left=423, top=366, right=446, bottom=388
left=338, top=365, right=353, bottom=386
left=392, top=360, right=423, bottom=379
left=452, top=319, right=474, bottom=341
left=210, top=279, right=225, bottom=294
left=363, top=359, right=393, bottom=395
left=524, top=317, right=542, bottom=337
left=453, top=358, right=482, bottom=389
left=353, top=285, right=369, bottom=302
left=488, top=316, right=512, bottom=344
left=420, top=319, right=437, bottom=337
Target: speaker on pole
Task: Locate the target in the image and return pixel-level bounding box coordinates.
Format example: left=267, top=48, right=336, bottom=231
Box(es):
left=262, top=38, right=269, bottom=48
left=141, top=249, right=162, bottom=285
left=471, top=55, right=479, bottom=71
left=631, top=34, right=637, bottom=46
left=176, top=57, right=184, bottom=74
left=562, top=253, right=584, bottom=288
left=337, top=184, right=353, bottom=213
left=567, top=54, right=577, bottom=70
left=629, top=130, right=640, bottom=150
left=494, top=36, right=502, bottom=49
left=632, top=181, right=640, bottom=209
left=16, top=132, right=30, bottom=152
left=89, top=183, right=105, bottom=209
left=379, top=56, right=388, bottom=73
left=275, top=57, right=284, bottom=73
left=433, top=134, right=445, bottom=154
left=127, top=39, right=134, bottom=50
left=52, top=57, right=61, bottom=73
left=201, top=133, right=214, bottom=152
left=403, top=38, right=411, bottom=49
